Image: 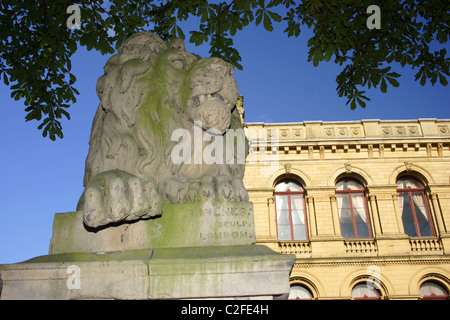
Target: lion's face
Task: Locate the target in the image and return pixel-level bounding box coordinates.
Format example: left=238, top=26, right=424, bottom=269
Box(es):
left=117, top=35, right=239, bottom=136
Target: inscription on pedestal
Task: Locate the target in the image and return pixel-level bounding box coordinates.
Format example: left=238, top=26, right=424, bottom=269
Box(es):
left=146, top=201, right=256, bottom=248
left=194, top=201, right=254, bottom=243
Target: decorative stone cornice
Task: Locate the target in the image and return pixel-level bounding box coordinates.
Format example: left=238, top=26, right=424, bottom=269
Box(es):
left=294, top=257, right=450, bottom=269
left=244, top=119, right=450, bottom=142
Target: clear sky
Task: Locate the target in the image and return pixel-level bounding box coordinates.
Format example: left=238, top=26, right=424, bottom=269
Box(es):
left=1, top=17, right=449, bottom=264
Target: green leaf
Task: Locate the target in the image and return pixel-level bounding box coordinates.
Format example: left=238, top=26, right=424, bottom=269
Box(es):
left=255, top=9, right=263, bottom=25
left=420, top=73, right=427, bottom=86
left=267, top=10, right=282, bottom=23
left=356, top=97, right=366, bottom=108
left=263, top=12, right=273, bottom=31
left=439, top=73, right=448, bottom=86
left=350, top=98, right=357, bottom=110
left=386, top=76, right=400, bottom=87
left=324, top=47, right=333, bottom=62
left=380, top=78, right=387, bottom=93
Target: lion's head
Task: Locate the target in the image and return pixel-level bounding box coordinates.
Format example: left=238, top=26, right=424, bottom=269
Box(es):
left=80, top=32, right=248, bottom=228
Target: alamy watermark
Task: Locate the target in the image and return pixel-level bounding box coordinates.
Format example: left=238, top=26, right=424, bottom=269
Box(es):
left=170, top=121, right=280, bottom=171
left=367, top=5, right=381, bottom=29
left=366, top=265, right=381, bottom=290
left=66, top=4, right=81, bottom=30
left=66, top=3, right=380, bottom=31
left=170, top=121, right=248, bottom=165
left=66, top=265, right=81, bottom=290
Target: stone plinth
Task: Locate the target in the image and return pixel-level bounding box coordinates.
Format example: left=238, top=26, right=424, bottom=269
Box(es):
left=0, top=245, right=295, bottom=300
left=1, top=200, right=296, bottom=300
left=50, top=201, right=255, bottom=254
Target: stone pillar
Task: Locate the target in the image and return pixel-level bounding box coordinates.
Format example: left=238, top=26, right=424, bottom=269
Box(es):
left=429, top=193, right=447, bottom=235
left=329, top=194, right=342, bottom=237
left=267, top=196, right=277, bottom=239
left=306, top=196, right=318, bottom=238
left=391, top=193, right=405, bottom=234
left=368, top=194, right=383, bottom=236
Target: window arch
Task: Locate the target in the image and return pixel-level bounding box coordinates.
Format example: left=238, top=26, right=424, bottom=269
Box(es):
left=288, top=284, right=314, bottom=300
left=420, top=280, right=449, bottom=300
left=335, top=178, right=372, bottom=239
left=351, top=282, right=381, bottom=300
left=274, top=180, right=308, bottom=241
left=396, top=176, right=435, bottom=237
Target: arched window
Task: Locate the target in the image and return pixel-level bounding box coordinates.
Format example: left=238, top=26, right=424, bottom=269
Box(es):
left=420, top=280, right=449, bottom=300
left=397, top=177, right=434, bottom=237
left=336, top=179, right=372, bottom=239
left=274, top=180, right=308, bottom=241
left=288, top=284, right=313, bottom=300
left=351, top=282, right=381, bottom=300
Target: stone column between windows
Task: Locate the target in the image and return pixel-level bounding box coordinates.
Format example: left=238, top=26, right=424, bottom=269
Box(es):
left=306, top=196, right=318, bottom=237
left=267, top=196, right=276, bottom=239
left=304, top=188, right=341, bottom=238
left=329, top=194, right=341, bottom=237
left=429, top=192, right=447, bottom=235
left=391, top=193, right=405, bottom=234
left=368, top=185, right=405, bottom=236
left=368, top=194, right=382, bottom=236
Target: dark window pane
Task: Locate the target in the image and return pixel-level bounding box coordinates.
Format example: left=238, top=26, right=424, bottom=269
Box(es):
left=341, top=223, right=355, bottom=238
left=403, top=221, right=417, bottom=237
left=418, top=222, right=432, bottom=237
left=356, top=222, right=371, bottom=238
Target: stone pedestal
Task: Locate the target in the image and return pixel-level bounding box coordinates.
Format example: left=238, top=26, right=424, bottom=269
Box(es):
left=50, top=201, right=256, bottom=254
left=0, top=245, right=294, bottom=300
left=0, top=201, right=296, bottom=300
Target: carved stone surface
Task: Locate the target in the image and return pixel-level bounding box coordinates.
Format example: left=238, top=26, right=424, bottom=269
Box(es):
left=49, top=201, right=255, bottom=254
left=78, top=32, right=248, bottom=228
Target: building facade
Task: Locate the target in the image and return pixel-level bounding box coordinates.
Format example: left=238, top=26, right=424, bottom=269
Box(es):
left=243, top=117, right=450, bottom=299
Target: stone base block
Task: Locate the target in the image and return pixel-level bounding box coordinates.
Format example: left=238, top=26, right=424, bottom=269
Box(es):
left=0, top=245, right=295, bottom=300
left=50, top=201, right=255, bottom=254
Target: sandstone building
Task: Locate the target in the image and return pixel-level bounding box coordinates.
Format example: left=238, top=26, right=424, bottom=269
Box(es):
left=242, top=113, right=450, bottom=299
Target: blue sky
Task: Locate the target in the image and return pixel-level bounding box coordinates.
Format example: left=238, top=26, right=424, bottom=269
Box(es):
left=1, top=18, right=449, bottom=264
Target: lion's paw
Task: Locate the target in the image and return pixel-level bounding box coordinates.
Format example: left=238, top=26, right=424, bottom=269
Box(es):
left=215, top=175, right=235, bottom=201
left=83, top=170, right=162, bottom=228
left=185, top=181, right=201, bottom=203
left=199, top=175, right=215, bottom=201
left=182, top=176, right=217, bottom=202
left=231, top=178, right=249, bottom=202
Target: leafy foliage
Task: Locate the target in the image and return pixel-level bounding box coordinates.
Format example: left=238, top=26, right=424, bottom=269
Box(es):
left=1, top=0, right=449, bottom=139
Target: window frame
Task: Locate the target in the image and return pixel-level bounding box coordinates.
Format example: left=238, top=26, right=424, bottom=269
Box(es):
left=351, top=282, right=382, bottom=300
left=335, top=179, right=373, bottom=239
left=288, top=284, right=314, bottom=300
left=420, top=280, right=449, bottom=300
left=396, top=177, right=435, bottom=238
left=274, top=180, right=308, bottom=241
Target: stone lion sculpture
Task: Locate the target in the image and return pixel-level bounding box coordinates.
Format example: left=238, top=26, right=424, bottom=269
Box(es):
left=78, top=32, right=249, bottom=228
